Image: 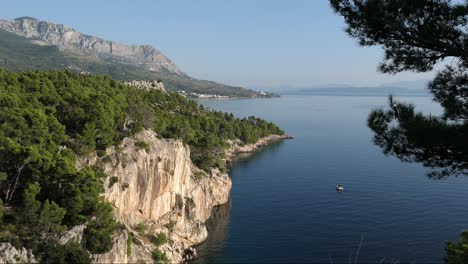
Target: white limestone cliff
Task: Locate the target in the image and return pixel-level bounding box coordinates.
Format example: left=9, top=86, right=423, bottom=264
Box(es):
left=76, top=130, right=231, bottom=263
left=0, top=129, right=286, bottom=263
left=124, top=80, right=167, bottom=92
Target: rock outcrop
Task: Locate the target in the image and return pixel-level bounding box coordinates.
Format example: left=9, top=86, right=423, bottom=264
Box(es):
left=226, top=134, right=291, bottom=160
left=0, top=17, right=185, bottom=76
left=0, top=130, right=287, bottom=263
left=124, top=80, right=166, bottom=92
left=0, top=243, right=36, bottom=264
left=77, top=130, right=232, bottom=263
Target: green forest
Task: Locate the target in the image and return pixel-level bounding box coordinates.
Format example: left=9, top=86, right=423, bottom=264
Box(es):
left=0, top=28, right=264, bottom=98
left=0, top=69, right=283, bottom=262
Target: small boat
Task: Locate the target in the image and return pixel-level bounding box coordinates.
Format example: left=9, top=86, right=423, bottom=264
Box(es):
left=336, top=184, right=344, bottom=191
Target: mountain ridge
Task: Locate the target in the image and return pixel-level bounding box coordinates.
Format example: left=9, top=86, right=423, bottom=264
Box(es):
left=0, top=17, right=185, bottom=75
left=0, top=17, right=267, bottom=97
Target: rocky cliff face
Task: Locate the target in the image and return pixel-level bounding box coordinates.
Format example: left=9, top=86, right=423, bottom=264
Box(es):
left=0, top=130, right=285, bottom=263
left=77, top=130, right=231, bottom=263
left=0, top=243, right=36, bottom=264
left=124, top=80, right=166, bottom=92
left=0, top=17, right=185, bottom=76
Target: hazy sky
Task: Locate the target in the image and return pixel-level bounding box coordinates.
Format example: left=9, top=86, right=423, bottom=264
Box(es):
left=1, top=0, right=441, bottom=89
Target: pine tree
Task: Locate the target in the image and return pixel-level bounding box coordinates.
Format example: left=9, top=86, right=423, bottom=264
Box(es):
left=331, top=1, right=468, bottom=262
left=331, top=0, right=468, bottom=177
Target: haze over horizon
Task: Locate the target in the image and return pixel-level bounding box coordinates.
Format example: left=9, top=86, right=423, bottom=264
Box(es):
left=0, top=0, right=442, bottom=90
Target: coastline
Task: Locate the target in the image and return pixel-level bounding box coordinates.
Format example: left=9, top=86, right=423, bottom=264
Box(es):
left=0, top=133, right=291, bottom=264
left=185, top=134, right=291, bottom=262
left=225, top=134, right=292, bottom=161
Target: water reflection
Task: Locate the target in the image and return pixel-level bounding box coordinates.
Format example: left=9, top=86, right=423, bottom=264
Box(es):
left=191, top=140, right=286, bottom=264
left=228, top=139, right=286, bottom=168
left=191, top=201, right=231, bottom=264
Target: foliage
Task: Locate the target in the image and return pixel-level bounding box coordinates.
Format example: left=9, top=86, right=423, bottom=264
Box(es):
left=17, top=183, right=66, bottom=250
left=330, top=0, right=467, bottom=74
left=0, top=198, right=3, bottom=223
left=108, top=176, right=119, bottom=188
left=102, top=155, right=113, bottom=163
left=331, top=0, right=468, bottom=177
left=0, top=68, right=282, bottom=258
left=331, top=0, right=468, bottom=262
left=445, top=231, right=468, bottom=264
left=83, top=202, right=116, bottom=254
left=38, top=241, right=91, bottom=264
left=152, top=248, right=169, bottom=264
left=135, top=140, right=150, bottom=152
left=135, top=223, right=147, bottom=234
left=150, top=232, right=168, bottom=246
left=127, top=232, right=134, bottom=256
left=0, top=28, right=263, bottom=97
left=193, top=172, right=205, bottom=181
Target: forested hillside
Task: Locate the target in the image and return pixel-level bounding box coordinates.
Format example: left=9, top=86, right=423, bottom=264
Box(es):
left=0, top=27, right=265, bottom=98
left=0, top=69, right=283, bottom=262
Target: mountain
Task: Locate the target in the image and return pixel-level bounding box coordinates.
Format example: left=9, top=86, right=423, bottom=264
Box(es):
left=378, top=79, right=429, bottom=90
left=0, top=17, right=266, bottom=97
left=281, top=85, right=430, bottom=96
left=260, top=80, right=430, bottom=94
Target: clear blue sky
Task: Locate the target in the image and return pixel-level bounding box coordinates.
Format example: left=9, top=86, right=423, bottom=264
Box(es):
left=0, top=0, right=439, bottom=89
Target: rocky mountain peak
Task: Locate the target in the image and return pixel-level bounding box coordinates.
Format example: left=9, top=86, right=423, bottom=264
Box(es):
left=0, top=17, right=186, bottom=76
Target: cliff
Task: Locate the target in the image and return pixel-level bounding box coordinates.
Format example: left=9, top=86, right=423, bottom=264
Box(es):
left=77, top=130, right=231, bottom=263
left=0, top=130, right=287, bottom=263
left=124, top=80, right=166, bottom=92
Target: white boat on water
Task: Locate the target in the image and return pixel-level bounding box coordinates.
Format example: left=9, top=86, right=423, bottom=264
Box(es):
left=336, top=184, right=344, bottom=191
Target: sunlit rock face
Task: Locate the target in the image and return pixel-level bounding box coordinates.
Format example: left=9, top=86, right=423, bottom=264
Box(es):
left=0, top=128, right=281, bottom=263
left=77, top=130, right=231, bottom=263
left=0, top=243, right=36, bottom=263
left=0, top=17, right=186, bottom=76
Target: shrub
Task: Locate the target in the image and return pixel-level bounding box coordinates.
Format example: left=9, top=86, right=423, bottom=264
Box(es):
left=83, top=202, right=116, bottom=254
left=38, top=241, right=91, bottom=264
left=135, top=223, right=147, bottom=234
left=108, top=177, right=119, bottom=188
left=150, top=233, right=168, bottom=246
left=152, top=248, right=168, bottom=264
left=127, top=232, right=134, bottom=256
left=102, top=155, right=112, bottom=163
left=193, top=172, right=204, bottom=181
left=135, top=140, right=150, bottom=152
left=121, top=183, right=129, bottom=191
left=445, top=230, right=468, bottom=264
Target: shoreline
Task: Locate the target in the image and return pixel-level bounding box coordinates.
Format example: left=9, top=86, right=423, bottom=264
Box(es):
left=187, top=134, right=291, bottom=261
left=225, top=134, right=292, bottom=162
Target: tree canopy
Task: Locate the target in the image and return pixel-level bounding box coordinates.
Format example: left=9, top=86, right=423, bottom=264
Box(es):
left=331, top=0, right=468, bottom=263
left=0, top=68, right=283, bottom=261
left=331, top=0, right=468, bottom=178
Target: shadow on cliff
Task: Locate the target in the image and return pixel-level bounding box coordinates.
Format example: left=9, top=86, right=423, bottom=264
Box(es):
left=190, top=139, right=287, bottom=263
left=190, top=200, right=231, bottom=264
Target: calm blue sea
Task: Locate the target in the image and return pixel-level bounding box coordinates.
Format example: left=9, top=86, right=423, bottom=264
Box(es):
left=193, top=95, right=468, bottom=264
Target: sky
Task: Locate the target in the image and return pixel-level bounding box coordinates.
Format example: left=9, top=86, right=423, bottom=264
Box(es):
left=0, top=0, right=441, bottom=89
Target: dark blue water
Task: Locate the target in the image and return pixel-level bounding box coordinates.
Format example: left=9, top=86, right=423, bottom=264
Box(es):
left=193, top=95, right=468, bottom=264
